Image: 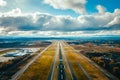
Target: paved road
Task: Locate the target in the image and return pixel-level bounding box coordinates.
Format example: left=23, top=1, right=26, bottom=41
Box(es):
left=48, top=42, right=59, bottom=80
left=10, top=43, right=54, bottom=80
left=58, top=44, right=65, bottom=80
left=48, top=42, right=66, bottom=80
left=78, top=63, right=92, bottom=80
left=60, top=42, right=76, bottom=80
left=11, top=41, right=118, bottom=80
left=48, top=41, right=76, bottom=80
left=63, top=42, right=92, bottom=80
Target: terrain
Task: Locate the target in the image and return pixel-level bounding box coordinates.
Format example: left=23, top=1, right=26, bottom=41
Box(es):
left=0, top=37, right=119, bottom=80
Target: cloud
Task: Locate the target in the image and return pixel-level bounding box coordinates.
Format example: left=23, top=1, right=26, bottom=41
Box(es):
left=0, top=27, right=7, bottom=35
left=0, top=8, right=120, bottom=36
left=96, top=5, right=106, bottom=14
left=0, top=8, right=25, bottom=17
left=43, top=0, right=87, bottom=14
left=106, top=16, right=120, bottom=27
left=2, top=30, right=120, bottom=37
left=0, top=0, right=7, bottom=7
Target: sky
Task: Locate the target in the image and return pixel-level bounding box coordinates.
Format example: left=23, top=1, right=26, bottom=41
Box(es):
left=0, top=0, right=120, bottom=37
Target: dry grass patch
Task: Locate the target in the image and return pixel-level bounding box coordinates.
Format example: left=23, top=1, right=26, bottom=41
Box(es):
left=18, top=45, right=56, bottom=80
left=65, top=51, right=88, bottom=80
left=64, top=45, right=109, bottom=80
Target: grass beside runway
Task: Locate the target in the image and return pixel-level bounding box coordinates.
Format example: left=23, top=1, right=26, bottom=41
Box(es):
left=18, top=44, right=57, bottom=80
left=64, top=49, right=88, bottom=80
left=64, top=43, right=109, bottom=80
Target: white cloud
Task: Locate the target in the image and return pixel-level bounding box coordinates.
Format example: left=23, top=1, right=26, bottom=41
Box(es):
left=0, top=8, right=120, bottom=36
left=0, top=27, right=6, bottom=35
left=96, top=5, right=106, bottom=14
left=43, top=0, right=87, bottom=14
left=1, top=30, right=120, bottom=37
left=106, top=16, right=120, bottom=27
left=0, top=8, right=24, bottom=17
left=0, top=0, right=7, bottom=7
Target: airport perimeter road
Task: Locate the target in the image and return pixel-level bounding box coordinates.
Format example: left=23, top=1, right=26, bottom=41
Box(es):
left=11, top=42, right=55, bottom=80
